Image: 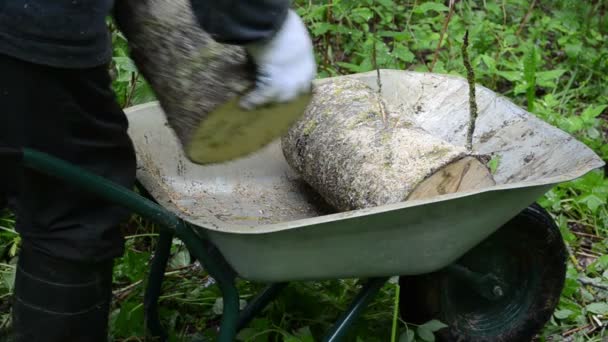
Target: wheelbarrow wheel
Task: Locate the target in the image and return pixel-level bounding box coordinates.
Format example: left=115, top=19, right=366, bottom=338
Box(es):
left=398, top=203, right=567, bottom=342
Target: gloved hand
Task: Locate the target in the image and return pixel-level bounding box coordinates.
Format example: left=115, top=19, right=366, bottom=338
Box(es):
left=240, top=9, right=316, bottom=110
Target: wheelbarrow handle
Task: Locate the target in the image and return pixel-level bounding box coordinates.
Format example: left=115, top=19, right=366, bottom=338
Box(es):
left=20, top=148, right=181, bottom=230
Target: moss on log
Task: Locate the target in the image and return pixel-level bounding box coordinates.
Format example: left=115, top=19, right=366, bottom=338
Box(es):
left=281, top=78, right=495, bottom=211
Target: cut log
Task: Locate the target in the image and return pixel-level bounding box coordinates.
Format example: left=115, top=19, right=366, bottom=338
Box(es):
left=113, top=0, right=310, bottom=165
left=281, top=78, right=495, bottom=211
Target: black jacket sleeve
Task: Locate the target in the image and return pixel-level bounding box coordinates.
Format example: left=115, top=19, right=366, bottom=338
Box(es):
left=189, top=0, right=291, bottom=45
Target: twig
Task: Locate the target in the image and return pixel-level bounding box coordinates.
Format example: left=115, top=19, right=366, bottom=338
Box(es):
left=578, top=277, right=608, bottom=291
left=323, top=0, right=334, bottom=67
left=429, top=0, right=456, bottom=72
left=563, top=324, right=592, bottom=337
left=462, top=30, right=478, bottom=152
left=113, top=279, right=143, bottom=300
left=112, top=263, right=199, bottom=301
left=576, top=251, right=600, bottom=259
left=371, top=23, right=388, bottom=126
left=124, top=72, right=140, bottom=108
left=572, top=230, right=602, bottom=240
left=516, top=0, right=537, bottom=37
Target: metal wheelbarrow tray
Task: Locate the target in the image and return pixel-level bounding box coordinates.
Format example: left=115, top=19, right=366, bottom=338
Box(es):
left=126, top=70, right=603, bottom=282
left=8, top=69, right=603, bottom=341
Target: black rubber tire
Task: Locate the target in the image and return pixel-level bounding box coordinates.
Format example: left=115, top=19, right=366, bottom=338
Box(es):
left=398, top=203, right=567, bottom=342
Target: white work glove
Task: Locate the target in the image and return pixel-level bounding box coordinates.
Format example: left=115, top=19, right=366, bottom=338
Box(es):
left=240, top=9, right=316, bottom=110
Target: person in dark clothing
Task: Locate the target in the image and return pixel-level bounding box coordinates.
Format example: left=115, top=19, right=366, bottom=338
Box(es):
left=0, top=1, right=316, bottom=341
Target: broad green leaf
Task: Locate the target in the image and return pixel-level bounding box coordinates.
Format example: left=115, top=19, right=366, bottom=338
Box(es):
left=311, top=22, right=335, bottom=36
left=485, top=2, right=501, bottom=16
left=113, top=56, right=138, bottom=73
left=480, top=54, right=497, bottom=72
left=496, top=71, right=521, bottom=82
left=598, top=255, right=608, bottom=269
left=586, top=302, right=608, bottom=315
left=393, top=44, right=416, bottom=63
left=419, top=320, right=449, bottom=332
left=417, top=326, right=435, bottom=342
left=536, top=70, right=567, bottom=86
left=399, top=330, right=415, bottom=342
left=413, top=2, right=449, bottom=14
left=581, top=105, right=608, bottom=120
left=565, top=42, right=583, bottom=58
left=587, top=127, right=601, bottom=139
left=379, top=30, right=410, bottom=41
left=554, top=309, right=573, bottom=319
left=294, top=327, right=315, bottom=342
left=576, top=194, right=605, bottom=212
left=562, top=116, right=584, bottom=132
left=375, top=0, right=395, bottom=9
left=352, top=8, right=374, bottom=23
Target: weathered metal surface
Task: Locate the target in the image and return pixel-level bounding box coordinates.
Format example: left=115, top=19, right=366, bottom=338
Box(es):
left=125, top=70, right=604, bottom=282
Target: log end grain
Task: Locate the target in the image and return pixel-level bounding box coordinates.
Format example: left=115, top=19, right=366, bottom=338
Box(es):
left=406, top=156, right=496, bottom=201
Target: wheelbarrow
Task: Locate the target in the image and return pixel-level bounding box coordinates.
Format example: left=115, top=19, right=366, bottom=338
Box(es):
left=4, top=70, right=604, bottom=341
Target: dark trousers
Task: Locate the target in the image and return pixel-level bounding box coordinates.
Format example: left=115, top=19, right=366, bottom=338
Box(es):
left=1, top=53, right=137, bottom=341
left=0, top=53, right=136, bottom=263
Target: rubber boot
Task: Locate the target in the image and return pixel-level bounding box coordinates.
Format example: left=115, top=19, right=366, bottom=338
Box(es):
left=10, top=242, right=114, bottom=342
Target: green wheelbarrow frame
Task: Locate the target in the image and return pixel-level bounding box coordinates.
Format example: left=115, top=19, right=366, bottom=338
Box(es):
left=5, top=147, right=400, bottom=342
left=2, top=71, right=604, bottom=341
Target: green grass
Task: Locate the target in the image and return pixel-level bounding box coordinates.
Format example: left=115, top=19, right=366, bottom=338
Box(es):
left=1, top=0, right=607, bottom=341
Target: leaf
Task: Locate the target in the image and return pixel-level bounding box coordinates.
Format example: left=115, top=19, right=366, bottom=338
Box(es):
left=496, top=70, right=521, bottom=82
left=562, top=116, right=584, bottom=133
left=169, top=249, right=191, bottom=269
left=413, top=2, right=449, bottom=14
left=293, top=326, right=315, bottom=342
left=393, top=44, right=415, bottom=63
left=587, top=127, right=601, bottom=139
left=312, top=22, right=335, bottom=36
left=536, top=70, right=567, bottom=87
left=417, top=326, right=435, bottom=342
left=586, top=302, right=608, bottom=315
left=554, top=309, right=573, bottom=319
left=419, top=320, right=448, bottom=332
left=480, top=54, right=497, bottom=72
left=488, top=155, right=501, bottom=174
left=565, top=42, right=583, bottom=58
left=336, top=62, right=371, bottom=73
left=581, top=105, right=608, bottom=121
left=379, top=30, right=410, bottom=41
left=576, top=194, right=605, bottom=212
left=113, top=56, right=138, bottom=73
left=1, top=267, right=15, bottom=292
left=598, top=255, right=608, bottom=269
left=352, top=8, right=374, bottom=23
left=399, top=330, right=415, bottom=342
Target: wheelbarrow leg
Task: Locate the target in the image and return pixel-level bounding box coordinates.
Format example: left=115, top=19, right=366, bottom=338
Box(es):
left=144, top=228, right=174, bottom=341
left=323, top=277, right=389, bottom=342
left=237, top=283, right=288, bottom=331
left=175, top=223, right=240, bottom=342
